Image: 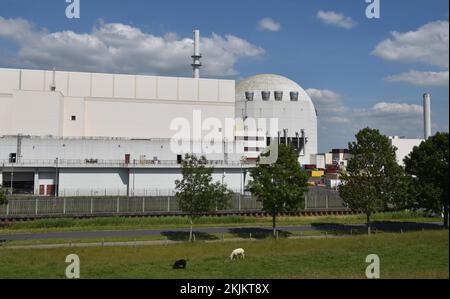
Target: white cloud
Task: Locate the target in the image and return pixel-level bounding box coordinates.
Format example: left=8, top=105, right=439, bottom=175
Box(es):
left=0, top=17, right=265, bottom=77
left=372, top=20, right=449, bottom=68
left=308, top=87, right=427, bottom=150
left=324, top=116, right=351, bottom=124
left=316, top=10, right=357, bottom=29
left=306, top=88, right=347, bottom=114
left=360, top=102, right=423, bottom=115
left=258, top=18, right=281, bottom=32
left=385, top=70, right=449, bottom=86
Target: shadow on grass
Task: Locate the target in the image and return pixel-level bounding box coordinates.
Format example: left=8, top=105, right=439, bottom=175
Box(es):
left=161, top=231, right=219, bottom=241
left=310, top=221, right=443, bottom=235
left=229, top=227, right=292, bottom=239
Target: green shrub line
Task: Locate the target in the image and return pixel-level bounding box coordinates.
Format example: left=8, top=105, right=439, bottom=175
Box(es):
left=0, top=210, right=440, bottom=233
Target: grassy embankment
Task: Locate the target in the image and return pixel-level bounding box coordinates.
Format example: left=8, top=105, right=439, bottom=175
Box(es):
left=0, top=230, right=447, bottom=279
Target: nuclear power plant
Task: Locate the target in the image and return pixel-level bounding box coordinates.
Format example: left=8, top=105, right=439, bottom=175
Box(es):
left=0, top=29, right=433, bottom=197
left=0, top=30, right=319, bottom=196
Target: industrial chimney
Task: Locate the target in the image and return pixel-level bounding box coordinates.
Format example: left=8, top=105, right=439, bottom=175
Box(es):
left=191, top=30, right=202, bottom=78
left=423, top=93, right=431, bottom=139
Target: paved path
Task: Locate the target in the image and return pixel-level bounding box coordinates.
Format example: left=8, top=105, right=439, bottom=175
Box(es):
left=0, top=222, right=442, bottom=242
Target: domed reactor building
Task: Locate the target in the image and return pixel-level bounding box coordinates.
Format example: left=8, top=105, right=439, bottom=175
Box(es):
left=235, top=74, right=318, bottom=165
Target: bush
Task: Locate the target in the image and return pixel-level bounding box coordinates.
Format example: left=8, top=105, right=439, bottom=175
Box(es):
left=0, top=186, right=7, bottom=205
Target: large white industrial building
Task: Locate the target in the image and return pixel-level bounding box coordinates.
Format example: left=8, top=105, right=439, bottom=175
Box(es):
left=0, top=66, right=319, bottom=196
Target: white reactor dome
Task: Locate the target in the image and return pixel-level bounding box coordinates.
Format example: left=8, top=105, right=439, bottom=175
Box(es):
left=235, top=74, right=315, bottom=106
left=235, top=73, right=318, bottom=165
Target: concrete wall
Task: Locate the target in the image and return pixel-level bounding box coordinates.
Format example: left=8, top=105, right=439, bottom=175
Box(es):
left=390, top=137, right=424, bottom=166
left=0, top=136, right=246, bottom=162
left=11, top=90, right=64, bottom=136
left=54, top=167, right=245, bottom=197
left=0, top=68, right=235, bottom=139
left=59, top=168, right=129, bottom=196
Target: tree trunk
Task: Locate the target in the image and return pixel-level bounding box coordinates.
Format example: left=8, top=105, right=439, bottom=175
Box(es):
left=366, top=213, right=371, bottom=235
left=444, top=203, right=449, bottom=229
left=272, top=214, right=277, bottom=238
left=189, top=218, right=193, bottom=242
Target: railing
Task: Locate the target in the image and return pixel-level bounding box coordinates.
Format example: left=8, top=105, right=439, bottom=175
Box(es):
left=0, top=159, right=255, bottom=168
left=0, top=188, right=347, bottom=217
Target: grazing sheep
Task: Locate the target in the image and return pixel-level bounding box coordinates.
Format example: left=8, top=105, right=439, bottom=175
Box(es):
left=173, top=259, right=187, bottom=269
left=230, top=248, right=245, bottom=260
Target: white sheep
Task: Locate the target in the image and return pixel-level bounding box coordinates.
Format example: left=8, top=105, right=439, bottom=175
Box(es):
left=230, top=248, right=245, bottom=260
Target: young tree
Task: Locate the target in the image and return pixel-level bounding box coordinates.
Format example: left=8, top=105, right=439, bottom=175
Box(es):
left=339, top=128, right=407, bottom=234
left=175, top=154, right=232, bottom=241
left=0, top=185, right=6, bottom=205
left=404, top=132, right=449, bottom=229
left=247, top=144, right=309, bottom=238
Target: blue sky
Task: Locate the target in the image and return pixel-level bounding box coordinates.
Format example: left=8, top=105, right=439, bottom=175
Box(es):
left=0, top=0, right=448, bottom=152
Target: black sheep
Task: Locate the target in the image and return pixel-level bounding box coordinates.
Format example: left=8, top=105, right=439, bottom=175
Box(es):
left=173, top=259, right=187, bottom=269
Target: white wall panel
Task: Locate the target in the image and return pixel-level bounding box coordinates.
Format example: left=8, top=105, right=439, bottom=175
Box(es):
left=0, top=68, right=20, bottom=93
left=114, top=74, right=135, bottom=99
left=11, top=90, right=64, bottom=136
left=91, top=73, right=113, bottom=98
left=199, top=79, right=219, bottom=102
left=157, top=76, right=178, bottom=100
left=68, top=72, right=91, bottom=97
left=21, top=69, right=45, bottom=91
left=136, top=75, right=157, bottom=99
left=63, top=97, right=85, bottom=136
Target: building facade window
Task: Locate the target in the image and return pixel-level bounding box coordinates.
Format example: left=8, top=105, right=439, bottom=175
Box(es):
left=290, top=92, right=299, bottom=101
left=274, top=91, right=283, bottom=101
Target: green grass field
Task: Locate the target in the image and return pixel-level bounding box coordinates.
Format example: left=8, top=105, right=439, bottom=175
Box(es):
left=0, top=211, right=441, bottom=234
left=0, top=230, right=447, bottom=279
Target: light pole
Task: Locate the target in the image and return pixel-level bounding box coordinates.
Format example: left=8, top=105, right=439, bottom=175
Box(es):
left=10, top=160, right=14, bottom=196
left=55, top=157, right=59, bottom=199
left=133, top=159, right=136, bottom=197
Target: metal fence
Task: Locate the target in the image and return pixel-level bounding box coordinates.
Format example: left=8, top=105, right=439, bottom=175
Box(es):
left=305, top=187, right=345, bottom=209
left=0, top=188, right=346, bottom=217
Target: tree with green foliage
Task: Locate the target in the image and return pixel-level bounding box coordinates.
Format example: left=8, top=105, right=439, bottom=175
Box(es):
left=175, top=154, right=233, bottom=241
left=247, top=144, right=309, bottom=238
left=404, top=132, right=449, bottom=229
left=0, top=185, right=7, bottom=205
left=339, top=128, right=407, bottom=233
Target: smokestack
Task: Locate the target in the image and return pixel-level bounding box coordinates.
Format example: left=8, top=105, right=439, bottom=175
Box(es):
left=423, top=93, right=431, bottom=139
left=191, top=30, right=202, bottom=78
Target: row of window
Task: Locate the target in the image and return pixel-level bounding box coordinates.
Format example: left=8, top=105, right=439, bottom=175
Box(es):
left=245, top=91, right=299, bottom=102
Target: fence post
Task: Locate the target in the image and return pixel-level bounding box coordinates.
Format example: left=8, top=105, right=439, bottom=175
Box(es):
left=63, top=198, right=66, bottom=215
left=305, top=194, right=308, bottom=210
left=35, top=198, right=38, bottom=215
left=238, top=194, right=241, bottom=211
left=142, top=197, right=145, bottom=213
left=326, top=195, right=329, bottom=209
left=116, top=197, right=120, bottom=213
left=6, top=203, right=9, bottom=216
left=90, top=198, right=93, bottom=214
left=167, top=197, right=170, bottom=212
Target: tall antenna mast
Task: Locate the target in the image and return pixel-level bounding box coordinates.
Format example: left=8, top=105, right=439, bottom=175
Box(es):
left=191, top=29, right=202, bottom=78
